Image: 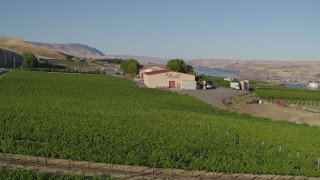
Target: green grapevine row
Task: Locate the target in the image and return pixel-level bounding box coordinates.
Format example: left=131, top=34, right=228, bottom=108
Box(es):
left=0, top=167, right=109, bottom=179
left=255, top=89, right=320, bottom=105
left=0, top=71, right=320, bottom=177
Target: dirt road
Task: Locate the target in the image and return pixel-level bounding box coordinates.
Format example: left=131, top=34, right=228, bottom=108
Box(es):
left=233, top=102, right=320, bottom=127
left=173, top=87, right=248, bottom=110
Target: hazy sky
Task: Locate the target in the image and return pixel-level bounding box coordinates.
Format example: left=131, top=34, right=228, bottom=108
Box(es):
left=1, top=0, right=319, bottom=60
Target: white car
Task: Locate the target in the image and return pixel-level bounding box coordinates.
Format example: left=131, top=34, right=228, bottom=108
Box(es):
left=206, top=84, right=215, bottom=89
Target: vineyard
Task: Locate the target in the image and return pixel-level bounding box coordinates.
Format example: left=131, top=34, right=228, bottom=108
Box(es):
left=1, top=71, right=320, bottom=177
left=0, top=167, right=107, bottom=179
left=254, top=89, right=320, bottom=106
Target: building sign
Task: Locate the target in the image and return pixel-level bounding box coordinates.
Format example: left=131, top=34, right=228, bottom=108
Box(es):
left=165, top=73, right=181, bottom=79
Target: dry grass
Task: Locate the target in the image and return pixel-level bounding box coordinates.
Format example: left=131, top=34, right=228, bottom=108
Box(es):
left=232, top=99, right=320, bottom=127
left=0, top=36, right=71, bottom=60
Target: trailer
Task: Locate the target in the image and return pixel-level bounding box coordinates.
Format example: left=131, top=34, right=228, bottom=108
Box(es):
left=230, top=82, right=241, bottom=90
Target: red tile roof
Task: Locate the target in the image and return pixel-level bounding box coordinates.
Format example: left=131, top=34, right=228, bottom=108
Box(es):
left=144, top=70, right=171, bottom=75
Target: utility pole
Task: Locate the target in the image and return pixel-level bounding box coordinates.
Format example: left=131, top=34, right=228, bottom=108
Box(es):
left=4, top=51, right=6, bottom=66
left=14, top=57, right=16, bottom=69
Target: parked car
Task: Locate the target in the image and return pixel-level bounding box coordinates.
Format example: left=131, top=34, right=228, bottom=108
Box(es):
left=205, top=83, right=216, bottom=89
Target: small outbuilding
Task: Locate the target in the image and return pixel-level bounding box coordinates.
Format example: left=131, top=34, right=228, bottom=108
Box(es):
left=238, top=78, right=250, bottom=90
left=307, top=81, right=318, bottom=88
left=143, top=70, right=196, bottom=90
left=224, top=77, right=234, bottom=82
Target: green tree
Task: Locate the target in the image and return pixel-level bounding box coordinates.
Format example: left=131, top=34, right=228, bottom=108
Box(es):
left=22, top=52, right=38, bottom=69
left=120, top=59, right=139, bottom=76
left=166, top=59, right=188, bottom=72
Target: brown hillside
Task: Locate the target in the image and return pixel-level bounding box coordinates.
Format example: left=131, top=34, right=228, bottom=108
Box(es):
left=0, top=36, right=72, bottom=60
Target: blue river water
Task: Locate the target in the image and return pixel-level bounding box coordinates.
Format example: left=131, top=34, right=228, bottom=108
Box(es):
left=193, top=67, right=239, bottom=78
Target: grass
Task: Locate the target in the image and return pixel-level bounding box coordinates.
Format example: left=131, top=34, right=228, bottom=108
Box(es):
left=57, top=60, right=89, bottom=67
left=0, top=167, right=110, bottom=179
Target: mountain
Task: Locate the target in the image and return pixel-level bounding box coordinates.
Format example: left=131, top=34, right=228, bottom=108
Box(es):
left=29, top=42, right=105, bottom=59
left=188, top=59, right=320, bottom=81
left=0, top=36, right=72, bottom=60
left=0, top=36, right=169, bottom=64
left=105, top=55, right=169, bottom=64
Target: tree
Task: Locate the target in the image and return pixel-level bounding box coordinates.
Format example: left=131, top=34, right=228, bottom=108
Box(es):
left=166, top=59, right=188, bottom=73
left=120, top=59, right=139, bottom=76
left=22, top=52, right=38, bottom=69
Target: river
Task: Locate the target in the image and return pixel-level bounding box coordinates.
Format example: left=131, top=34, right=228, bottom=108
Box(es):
left=193, top=67, right=239, bottom=78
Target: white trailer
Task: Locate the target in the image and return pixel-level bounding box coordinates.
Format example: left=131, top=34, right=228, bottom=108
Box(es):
left=230, top=82, right=241, bottom=90
left=180, top=80, right=196, bottom=90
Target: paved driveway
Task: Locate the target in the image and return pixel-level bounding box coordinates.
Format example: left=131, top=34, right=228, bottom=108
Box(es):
left=173, top=87, right=248, bottom=110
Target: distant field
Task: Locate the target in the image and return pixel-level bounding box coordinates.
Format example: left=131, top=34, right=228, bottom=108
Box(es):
left=254, top=88, right=320, bottom=106
left=57, top=60, right=89, bottom=67
left=1, top=71, right=320, bottom=177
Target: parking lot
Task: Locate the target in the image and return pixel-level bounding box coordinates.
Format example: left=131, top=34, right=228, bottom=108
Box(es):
left=173, top=87, right=248, bottom=110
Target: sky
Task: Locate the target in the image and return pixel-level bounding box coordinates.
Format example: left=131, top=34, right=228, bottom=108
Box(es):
left=1, top=0, right=319, bottom=60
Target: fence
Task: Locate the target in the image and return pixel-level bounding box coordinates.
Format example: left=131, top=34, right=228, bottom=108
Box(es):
left=0, top=153, right=314, bottom=179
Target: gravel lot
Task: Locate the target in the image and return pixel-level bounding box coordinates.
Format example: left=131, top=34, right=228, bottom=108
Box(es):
left=172, top=87, right=248, bottom=110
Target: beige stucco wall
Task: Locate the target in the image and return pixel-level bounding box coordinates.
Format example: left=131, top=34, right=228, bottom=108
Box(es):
left=180, top=80, right=197, bottom=90
left=240, top=80, right=250, bottom=90
left=224, top=77, right=234, bottom=81
left=144, top=72, right=195, bottom=88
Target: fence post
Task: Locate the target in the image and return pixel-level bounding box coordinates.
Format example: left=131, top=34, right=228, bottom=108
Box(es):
left=152, top=166, right=154, bottom=176
left=318, top=158, right=320, bottom=170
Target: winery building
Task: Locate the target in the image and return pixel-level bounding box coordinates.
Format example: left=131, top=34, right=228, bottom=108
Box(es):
left=139, top=64, right=166, bottom=79
left=142, top=70, right=196, bottom=90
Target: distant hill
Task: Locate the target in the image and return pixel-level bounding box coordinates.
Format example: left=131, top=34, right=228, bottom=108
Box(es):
left=0, top=36, right=72, bottom=60
left=187, top=59, right=320, bottom=81
left=105, top=55, right=169, bottom=65
left=0, top=36, right=169, bottom=64
left=29, top=42, right=105, bottom=59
